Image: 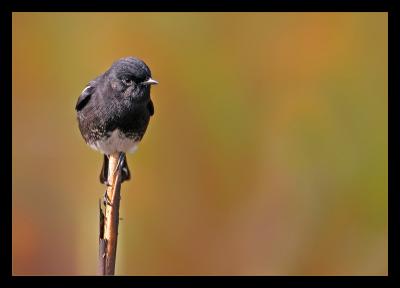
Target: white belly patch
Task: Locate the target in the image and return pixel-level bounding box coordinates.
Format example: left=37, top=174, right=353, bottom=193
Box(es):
left=88, top=129, right=139, bottom=155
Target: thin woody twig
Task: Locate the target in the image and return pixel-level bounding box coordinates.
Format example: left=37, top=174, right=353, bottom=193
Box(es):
left=98, top=152, right=124, bottom=275
left=98, top=199, right=106, bottom=275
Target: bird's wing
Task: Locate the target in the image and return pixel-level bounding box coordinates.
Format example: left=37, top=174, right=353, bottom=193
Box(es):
left=147, top=99, right=154, bottom=116
left=75, top=83, right=95, bottom=111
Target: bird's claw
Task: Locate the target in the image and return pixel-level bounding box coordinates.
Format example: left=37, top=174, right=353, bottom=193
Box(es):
left=112, top=153, right=126, bottom=177
left=103, top=189, right=112, bottom=206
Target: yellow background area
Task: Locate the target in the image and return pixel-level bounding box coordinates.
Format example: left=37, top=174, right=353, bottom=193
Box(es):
left=12, top=12, right=387, bottom=275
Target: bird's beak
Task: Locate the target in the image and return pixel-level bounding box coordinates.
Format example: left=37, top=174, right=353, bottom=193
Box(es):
left=141, top=78, right=158, bottom=86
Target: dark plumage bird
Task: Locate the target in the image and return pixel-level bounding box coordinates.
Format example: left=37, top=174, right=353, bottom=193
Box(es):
left=75, top=57, right=158, bottom=184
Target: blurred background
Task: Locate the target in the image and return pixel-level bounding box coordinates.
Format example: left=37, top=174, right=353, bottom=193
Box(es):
left=12, top=13, right=387, bottom=275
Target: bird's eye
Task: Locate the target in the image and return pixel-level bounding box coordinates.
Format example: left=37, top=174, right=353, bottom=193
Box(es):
left=122, top=78, right=133, bottom=86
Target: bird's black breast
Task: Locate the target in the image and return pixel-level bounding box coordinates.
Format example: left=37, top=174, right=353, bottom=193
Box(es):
left=147, top=99, right=154, bottom=116
left=115, top=100, right=152, bottom=140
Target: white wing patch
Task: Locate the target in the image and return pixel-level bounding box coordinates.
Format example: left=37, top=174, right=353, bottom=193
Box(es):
left=81, top=85, right=91, bottom=94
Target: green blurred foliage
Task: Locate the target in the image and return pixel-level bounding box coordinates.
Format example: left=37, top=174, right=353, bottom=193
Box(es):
left=12, top=12, right=387, bottom=275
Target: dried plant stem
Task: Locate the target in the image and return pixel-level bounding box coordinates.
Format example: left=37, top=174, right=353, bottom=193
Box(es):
left=98, top=152, right=124, bottom=275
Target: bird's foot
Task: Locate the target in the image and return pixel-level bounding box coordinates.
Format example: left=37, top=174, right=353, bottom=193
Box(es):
left=113, top=153, right=126, bottom=177
left=103, top=189, right=112, bottom=206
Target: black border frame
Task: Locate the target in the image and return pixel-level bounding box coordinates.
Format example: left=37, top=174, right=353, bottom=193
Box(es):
left=2, top=0, right=397, bottom=287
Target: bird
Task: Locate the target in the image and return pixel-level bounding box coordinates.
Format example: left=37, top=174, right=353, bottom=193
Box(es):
left=75, top=56, right=158, bottom=187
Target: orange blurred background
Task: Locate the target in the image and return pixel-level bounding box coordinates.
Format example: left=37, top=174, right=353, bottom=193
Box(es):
left=12, top=12, right=387, bottom=275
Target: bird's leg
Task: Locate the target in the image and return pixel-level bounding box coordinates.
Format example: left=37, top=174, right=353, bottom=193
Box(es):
left=116, top=152, right=132, bottom=182
left=102, top=154, right=113, bottom=206
left=100, top=154, right=110, bottom=185
left=102, top=152, right=131, bottom=184
left=121, top=158, right=131, bottom=182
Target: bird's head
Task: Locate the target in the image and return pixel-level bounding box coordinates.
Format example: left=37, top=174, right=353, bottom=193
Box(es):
left=107, top=57, right=158, bottom=101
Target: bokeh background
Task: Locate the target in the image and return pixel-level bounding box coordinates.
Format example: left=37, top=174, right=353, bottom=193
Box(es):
left=12, top=12, right=387, bottom=275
